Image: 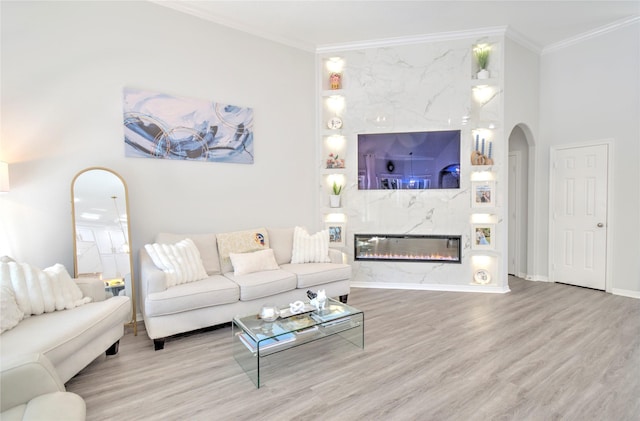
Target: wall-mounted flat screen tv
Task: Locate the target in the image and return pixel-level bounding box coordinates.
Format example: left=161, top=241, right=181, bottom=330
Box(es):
left=357, top=130, right=460, bottom=190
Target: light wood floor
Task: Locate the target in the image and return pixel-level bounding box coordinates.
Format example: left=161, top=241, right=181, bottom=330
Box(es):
left=66, top=277, right=640, bottom=420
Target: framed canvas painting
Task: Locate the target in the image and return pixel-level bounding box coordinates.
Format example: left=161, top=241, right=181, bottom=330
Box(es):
left=123, top=87, right=254, bottom=164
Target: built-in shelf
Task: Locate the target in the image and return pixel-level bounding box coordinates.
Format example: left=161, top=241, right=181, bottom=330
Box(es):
left=470, top=78, right=498, bottom=86
left=321, top=89, right=345, bottom=96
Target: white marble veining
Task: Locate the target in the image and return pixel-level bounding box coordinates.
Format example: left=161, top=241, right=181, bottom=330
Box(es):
left=321, top=37, right=505, bottom=290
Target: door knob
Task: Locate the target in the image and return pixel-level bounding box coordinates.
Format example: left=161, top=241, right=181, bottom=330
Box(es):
left=597, top=223, right=604, bottom=228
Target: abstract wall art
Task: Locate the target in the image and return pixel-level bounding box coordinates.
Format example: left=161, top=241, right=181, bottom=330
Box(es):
left=123, top=87, right=254, bottom=164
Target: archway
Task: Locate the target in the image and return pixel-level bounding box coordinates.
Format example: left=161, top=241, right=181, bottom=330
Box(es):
left=507, top=123, right=534, bottom=279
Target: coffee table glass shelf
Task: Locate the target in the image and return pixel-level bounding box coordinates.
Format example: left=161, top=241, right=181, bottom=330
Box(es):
left=232, top=298, right=364, bottom=388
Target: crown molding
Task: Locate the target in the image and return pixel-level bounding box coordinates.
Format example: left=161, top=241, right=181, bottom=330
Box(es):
left=542, top=15, right=640, bottom=55
left=316, top=26, right=508, bottom=54
left=504, top=26, right=542, bottom=54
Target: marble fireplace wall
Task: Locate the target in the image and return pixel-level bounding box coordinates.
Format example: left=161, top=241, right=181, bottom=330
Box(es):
left=320, top=37, right=507, bottom=292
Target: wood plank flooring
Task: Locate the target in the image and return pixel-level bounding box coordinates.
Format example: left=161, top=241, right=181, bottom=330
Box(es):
left=66, top=277, right=640, bottom=420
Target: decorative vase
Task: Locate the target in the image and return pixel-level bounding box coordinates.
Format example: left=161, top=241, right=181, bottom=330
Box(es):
left=477, top=69, right=489, bottom=79
left=329, top=194, right=341, bottom=208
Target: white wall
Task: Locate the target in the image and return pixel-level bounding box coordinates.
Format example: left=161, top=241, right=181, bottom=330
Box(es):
left=0, top=2, right=316, bottom=279
left=503, top=37, right=540, bottom=280
left=539, top=21, right=640, bottom=293
left=507, top=126, right=529, bottom=277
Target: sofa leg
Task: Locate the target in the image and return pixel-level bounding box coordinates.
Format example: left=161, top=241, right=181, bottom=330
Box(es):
left=339, top=294, right=349, bottom=303
left=153, top=338, right=165, bottom=351
left=106, top=340, right=120, bottom=356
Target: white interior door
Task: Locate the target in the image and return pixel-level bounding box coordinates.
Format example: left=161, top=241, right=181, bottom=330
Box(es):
left=550, top=144, right=608, bottom=290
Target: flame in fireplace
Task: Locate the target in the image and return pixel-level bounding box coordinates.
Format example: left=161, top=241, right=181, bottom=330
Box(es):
left=357, top=252, right=459, bottom=261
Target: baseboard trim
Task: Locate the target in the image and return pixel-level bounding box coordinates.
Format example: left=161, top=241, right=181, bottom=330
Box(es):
left=523, top=275, right=550, bottom=282
left=611, top=288, right=640, bottom=299
left=350, top=282, right=510, bottom=294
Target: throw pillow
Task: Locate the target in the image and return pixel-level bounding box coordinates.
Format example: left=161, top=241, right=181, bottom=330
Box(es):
left=144, top=238, right=208, bottom=287
left=155, top=233, right=221, bottom=275
left=0, top=261, right=91, bottom=317
left=229, top=248, right=280, bottom=276
left=43, top=263, right=90, bottom=310
left=0, top=285, right=24, bottom=333
left=291, top=226, right=331, bottom=264
left=216, top=228, right=270, bottom=274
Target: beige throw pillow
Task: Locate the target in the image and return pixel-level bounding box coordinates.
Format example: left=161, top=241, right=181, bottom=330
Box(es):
left=216, top=228, right=270, bottom=273
left=229, top=249, right=280, bottom=275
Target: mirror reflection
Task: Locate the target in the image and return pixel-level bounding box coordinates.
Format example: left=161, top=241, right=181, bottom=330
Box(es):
left=71, top=167, right=136, bottom=333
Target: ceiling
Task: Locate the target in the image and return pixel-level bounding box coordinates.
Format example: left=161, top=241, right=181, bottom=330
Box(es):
left=153, top=1, right=640, bottom=52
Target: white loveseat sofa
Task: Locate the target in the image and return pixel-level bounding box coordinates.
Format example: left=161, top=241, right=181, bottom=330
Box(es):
left=0, top=265, right=131, bottom=384
left=140, top=227, right=351, bottom=350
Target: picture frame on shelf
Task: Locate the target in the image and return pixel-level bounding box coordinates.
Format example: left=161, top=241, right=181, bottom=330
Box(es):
left=325, top=222, right=346, bottom=247
left=471, top=224, right=495, bottom=250
left=471, top=180, right=495, bottom=208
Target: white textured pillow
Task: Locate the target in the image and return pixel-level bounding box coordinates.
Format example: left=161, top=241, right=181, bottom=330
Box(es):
left=0, top=285, right=24, bottom=333
left=229, top=248, right=280, bottom=275
left=145, top=238, right=208, bottom=287
left=0, top=261, right=90, bottom=318
left=291, top=226, right=331, bottom=264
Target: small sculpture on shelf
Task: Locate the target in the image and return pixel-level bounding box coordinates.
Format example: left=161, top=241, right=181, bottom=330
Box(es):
left=471, top=135, right=493, bottom=165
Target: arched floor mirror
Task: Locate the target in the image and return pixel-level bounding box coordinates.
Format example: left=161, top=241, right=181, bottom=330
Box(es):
left=71, top=167, right=137, bottom=335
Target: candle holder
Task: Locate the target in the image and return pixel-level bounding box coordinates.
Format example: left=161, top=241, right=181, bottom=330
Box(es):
left=259, top=304, right=279, bottom=322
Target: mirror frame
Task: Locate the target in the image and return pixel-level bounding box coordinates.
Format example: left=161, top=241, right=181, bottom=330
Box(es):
left=71, top=167, right=137, bottom=335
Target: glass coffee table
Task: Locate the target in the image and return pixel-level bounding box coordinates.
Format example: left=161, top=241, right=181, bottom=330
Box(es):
left=232, top=298, right=364, bottom=388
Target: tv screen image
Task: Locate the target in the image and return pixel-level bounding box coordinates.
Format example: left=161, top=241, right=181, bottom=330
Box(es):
left=357, top=130, right=461, bottom=190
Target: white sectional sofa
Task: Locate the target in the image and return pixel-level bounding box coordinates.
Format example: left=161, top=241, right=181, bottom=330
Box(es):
left=0, top=275, right=131, bottom=384
left=140, top=227, right=351, bottom=350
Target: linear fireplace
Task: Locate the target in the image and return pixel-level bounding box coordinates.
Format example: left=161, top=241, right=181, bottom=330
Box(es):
left=354, top=234, right=461, bottom=263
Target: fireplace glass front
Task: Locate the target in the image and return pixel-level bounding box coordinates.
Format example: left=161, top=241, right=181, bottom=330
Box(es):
left=354, top=234, right=461, bottom=263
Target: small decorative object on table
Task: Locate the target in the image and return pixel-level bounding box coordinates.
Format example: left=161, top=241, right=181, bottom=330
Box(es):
left=309, top=289, right=327, bottom=311
left=289, top=300, right=305, bottom=315
left=259, top=304, right=279, bottom=322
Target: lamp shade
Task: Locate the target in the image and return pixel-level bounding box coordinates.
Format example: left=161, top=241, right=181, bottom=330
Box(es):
left=0, top=162, right=9, bottom=192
